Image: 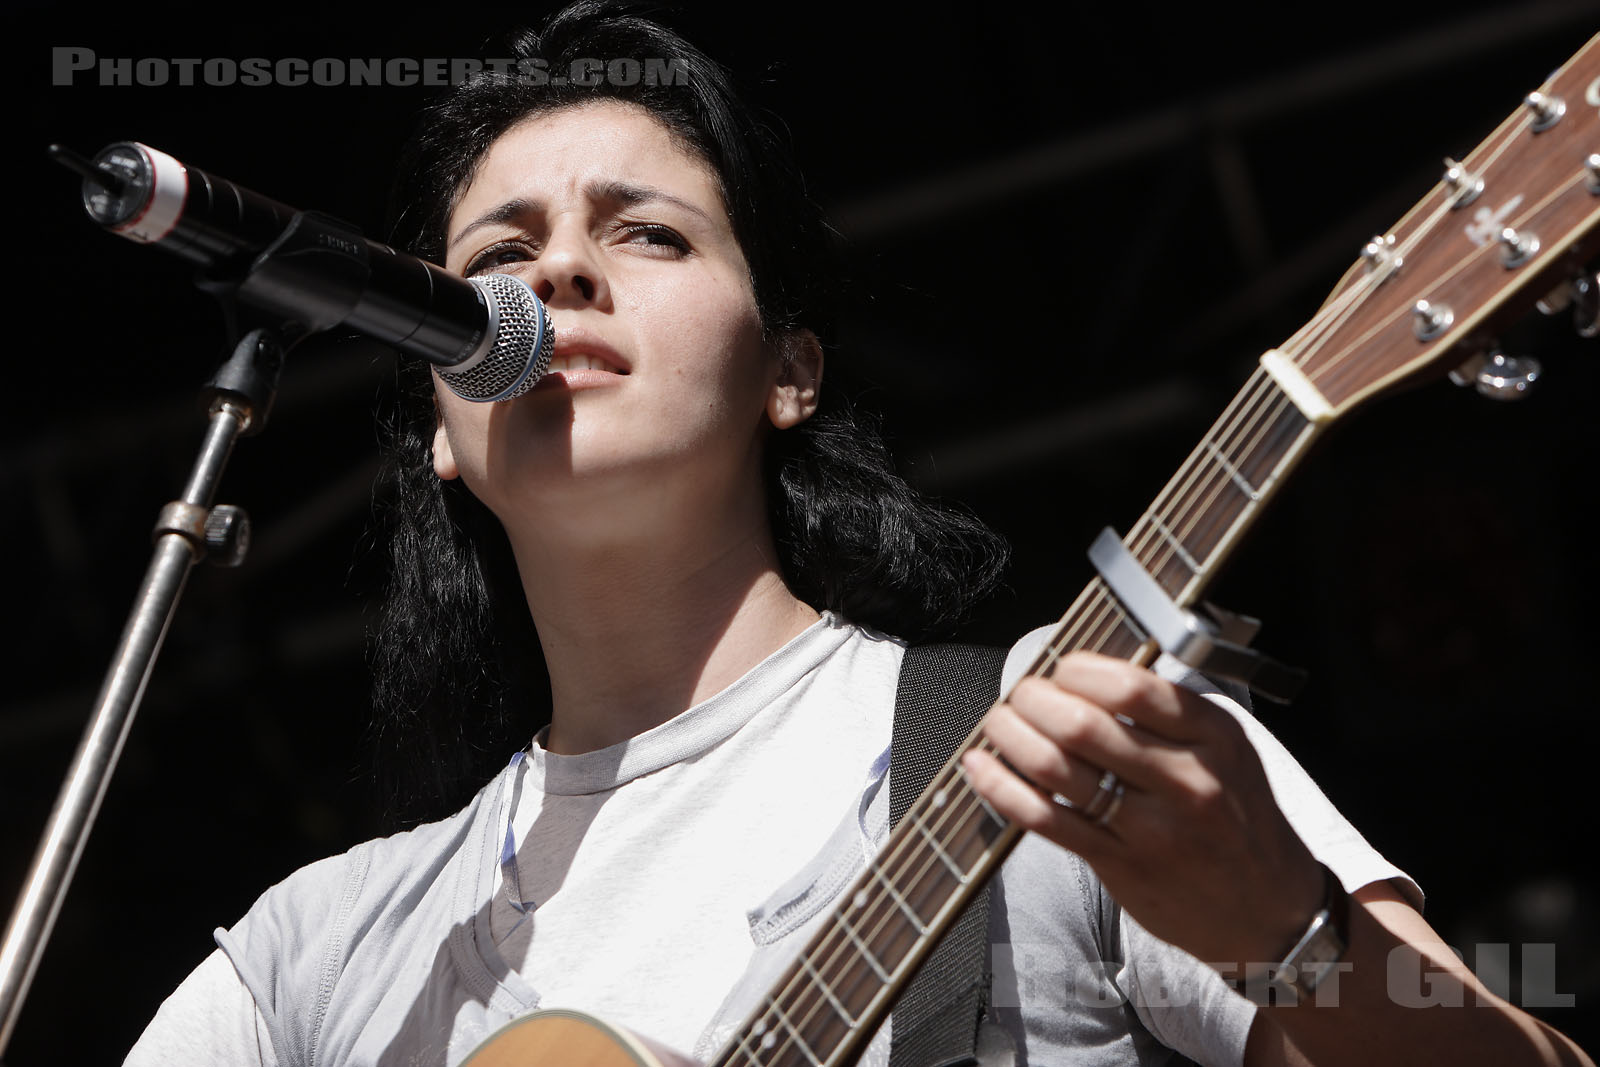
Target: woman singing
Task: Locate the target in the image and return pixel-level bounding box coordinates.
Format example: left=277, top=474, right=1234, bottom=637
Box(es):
left=123, top=4, right=1593, bottom=1064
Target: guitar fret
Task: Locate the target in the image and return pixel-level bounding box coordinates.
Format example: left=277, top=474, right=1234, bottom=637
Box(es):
left=933, top=773, right=1007, bottom=857
left=911, top=809, right=972, bottom=883
left=834, top=909, right=893, bottom=983
left=1143, top=512, right=1202, bottom=576
left=870, top=862, right=930, bottom=934
left=798, top=956, right=860, bottom=1028
left=957, top=759, right=1009, bottom=830
left=1202, top=437, right=1261, bottom=502
left=768, top=1000, right=824, bottom=1067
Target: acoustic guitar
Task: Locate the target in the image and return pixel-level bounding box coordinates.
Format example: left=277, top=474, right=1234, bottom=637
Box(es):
left=464, top=30, right=1600, bottom=1067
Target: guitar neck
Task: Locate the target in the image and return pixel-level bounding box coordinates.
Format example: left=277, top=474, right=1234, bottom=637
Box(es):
left=709, top=369, right=1326, bottom=1067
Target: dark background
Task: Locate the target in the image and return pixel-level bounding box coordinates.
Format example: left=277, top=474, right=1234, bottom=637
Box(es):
left=5, top=2, right=1599, bottom=1061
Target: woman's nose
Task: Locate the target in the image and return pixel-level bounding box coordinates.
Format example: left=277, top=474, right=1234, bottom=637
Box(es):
left=527, top=225, right=607, bottom=308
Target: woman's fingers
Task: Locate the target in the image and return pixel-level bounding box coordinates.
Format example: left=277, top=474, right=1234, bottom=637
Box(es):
left=1045, top=651, right=1218, bottom=744
left=968, top=650, right=1328, bottom=966
left=979, top=696, right=1122, bottom=804
left=960, top=746, right=1136, bottom=852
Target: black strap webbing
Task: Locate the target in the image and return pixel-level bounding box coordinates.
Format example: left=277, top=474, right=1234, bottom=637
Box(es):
left=888, top=642, right=1007, bottom=1067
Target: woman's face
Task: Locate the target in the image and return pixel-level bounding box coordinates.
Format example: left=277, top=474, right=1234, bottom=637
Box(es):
left=430, top=100, right=817, bottom=533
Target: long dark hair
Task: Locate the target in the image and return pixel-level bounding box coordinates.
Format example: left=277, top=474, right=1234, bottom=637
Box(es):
left=369, top=1, right=1010, bottom=826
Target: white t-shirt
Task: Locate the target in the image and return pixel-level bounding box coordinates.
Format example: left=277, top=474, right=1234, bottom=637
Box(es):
left=124, top=613, right=1417, bottom=1067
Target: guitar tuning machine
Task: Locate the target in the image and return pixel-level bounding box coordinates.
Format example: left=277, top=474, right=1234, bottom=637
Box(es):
left=1361, top=233, right=1402, bottom=274
left=1571, top=273, right=1598, bottom=339
left=1523, top=91, right=1566, bottom=132
left=1442, top=158, right=1484, bottom=207
left=1535, top=271, right=1599, bottom=338
left=1449, top=348, right=1541, bottom=400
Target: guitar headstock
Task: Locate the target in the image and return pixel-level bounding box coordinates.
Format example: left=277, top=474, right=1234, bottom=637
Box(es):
left=1288, top=30, right=1600, bottom=413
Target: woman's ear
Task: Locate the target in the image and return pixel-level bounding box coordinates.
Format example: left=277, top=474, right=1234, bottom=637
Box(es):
left=432, top=418, right=460, bottom=481
left=766, top=330, right=824, bottom=430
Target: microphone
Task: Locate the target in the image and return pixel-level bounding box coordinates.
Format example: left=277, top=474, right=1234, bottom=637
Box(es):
left=51, top=141, right=552, bottom=402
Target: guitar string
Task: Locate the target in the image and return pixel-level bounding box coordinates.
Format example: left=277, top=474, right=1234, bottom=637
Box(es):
left=998, top=114, right=1600, bottom=1053
left=1032, top=308, right=1326, bottom=695
left=1038, top=307, right=1333, bottom=669
left=1285, top=49, right=1571, bottom=368
left=742, top=574, right=1150, bottom=1064
left=1291, top=190, right=1494, bottom=380
left=1261, top=94, right=1533, bottom=368
left=722, top=669, right=1025, bottom=1064
left=1035, top=375, right=1286, bottom=682
left=1045, top=371, right=1286, bottom=666
left=1341, top=44, right=1589, bottom=269
left=1117, top=139, right=1519, bottom=602
left=1047, top=201, right=1413, bottom=669
left=728, top=736, right=1010, bottom=1067
left=1305, top=168, right=1591, bottom=392
left=1109, top=373, right=1292, bottom=635
left=1291, top=108, right=1541, bottom=383
left=1146, top=380, right=1304, bottom=589
left=1136, top=376, right=1293, bottom=581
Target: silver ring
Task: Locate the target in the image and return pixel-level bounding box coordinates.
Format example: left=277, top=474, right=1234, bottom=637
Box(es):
left=1095, top=781, right=1126, bottom=828
left=1080, top=770, right=1120, bottom=820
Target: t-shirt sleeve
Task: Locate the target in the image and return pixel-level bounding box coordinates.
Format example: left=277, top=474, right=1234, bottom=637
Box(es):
left=1002, top=626, right=1421, bottom=906
left=1154, top=654, right=1423, bottom=909
left=996, top=626, right=1422, bottom=1066
left=124, top=847, right=362, bottom=1067
left=122, top=948, right=277, bottom=1067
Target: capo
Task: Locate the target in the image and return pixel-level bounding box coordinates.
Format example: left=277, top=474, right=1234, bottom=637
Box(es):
left=1087, top=528, right=1306, bottom=703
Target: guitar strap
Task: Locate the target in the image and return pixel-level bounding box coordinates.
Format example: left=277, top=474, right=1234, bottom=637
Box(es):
left=888, top=642, right=1008, bottom=1067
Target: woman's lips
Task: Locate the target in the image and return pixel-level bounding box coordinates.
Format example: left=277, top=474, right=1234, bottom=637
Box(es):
left=531, top=365, right=626, bottom=391
left=531, top=324, right=631, bottom=391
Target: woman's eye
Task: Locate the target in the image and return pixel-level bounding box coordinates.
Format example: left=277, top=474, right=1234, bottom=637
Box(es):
left=623, top=224, right=689, bottom=254
left=463, top=242, right=534, bottom=276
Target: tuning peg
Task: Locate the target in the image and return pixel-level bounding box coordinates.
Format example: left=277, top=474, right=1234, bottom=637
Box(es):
left=1535, top=272, right=1599, bottom=337
left=1442, top=158, right=1484, bottom=207
left=1536, top=280, right=1573, bottom=314
left=1523, top=91, right=1566, bottom=132
left=1571, top=273, right=1598, bottom=339
left=1413, top=299, right=1454, bottom=340
left=1450, top=349, right=1541, bottom=400
left=1361, top=233, right=1401, bottom=273
left=1496, top=226, right=1539, bottom=268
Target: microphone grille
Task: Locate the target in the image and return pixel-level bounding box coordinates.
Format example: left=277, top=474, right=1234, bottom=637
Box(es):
left=440, top=275, right=553, bottom=401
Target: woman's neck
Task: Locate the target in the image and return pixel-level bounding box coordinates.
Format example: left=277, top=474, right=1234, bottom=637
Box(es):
left=503, top=487, right=820, bottom=755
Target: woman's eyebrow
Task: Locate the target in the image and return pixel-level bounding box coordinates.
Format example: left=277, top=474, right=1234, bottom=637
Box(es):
left=589, top=179, right=715, bottom=226
left=449, top=197, right=536, bottom=252
left=448, top=181, right=717, bottom=253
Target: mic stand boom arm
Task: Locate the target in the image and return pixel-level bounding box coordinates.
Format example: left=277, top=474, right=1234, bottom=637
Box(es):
left=0, top=322, right=285, bottom=1056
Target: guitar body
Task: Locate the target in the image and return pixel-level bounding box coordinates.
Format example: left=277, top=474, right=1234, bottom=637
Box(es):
left=462, top=1009, right=700, bottom=1067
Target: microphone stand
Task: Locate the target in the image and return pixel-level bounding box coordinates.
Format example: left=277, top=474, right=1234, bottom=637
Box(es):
left=0, top=313, right=289, bottom=1056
